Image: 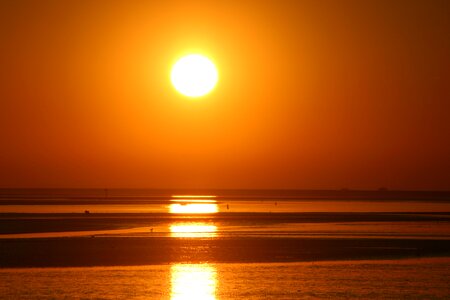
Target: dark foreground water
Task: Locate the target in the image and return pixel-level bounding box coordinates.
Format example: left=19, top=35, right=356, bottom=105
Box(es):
left=1, top=259, right=449, bottom=299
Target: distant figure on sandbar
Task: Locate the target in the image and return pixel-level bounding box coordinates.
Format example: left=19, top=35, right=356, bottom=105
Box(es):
left=150, top=228, right=153, bottom=233
left=84, top=210, right=90, bottom=215
left=226, top=204, right=229, bottom=210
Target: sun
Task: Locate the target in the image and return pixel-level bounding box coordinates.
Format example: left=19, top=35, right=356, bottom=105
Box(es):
left=171, top=54, right=218, bottom=98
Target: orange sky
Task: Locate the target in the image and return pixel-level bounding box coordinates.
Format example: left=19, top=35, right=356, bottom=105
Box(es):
left=1, top=0, right=449, bottom=190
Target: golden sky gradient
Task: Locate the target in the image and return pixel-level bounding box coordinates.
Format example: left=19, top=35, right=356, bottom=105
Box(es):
left=1, top=1, right=449, bottom=189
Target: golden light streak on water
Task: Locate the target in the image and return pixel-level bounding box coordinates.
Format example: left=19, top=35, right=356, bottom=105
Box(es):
left=170, top=223, right=217, bottom=238
left=170, top=264, right=217, bottom=300
left=169, top=199, right=217, bottom=203
left=171, top=195, right=217, bottom=199
left=169, top=203, right=218, bottom=214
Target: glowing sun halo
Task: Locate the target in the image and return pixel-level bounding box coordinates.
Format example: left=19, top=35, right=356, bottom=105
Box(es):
left=171, top=54, right=218, bottom=98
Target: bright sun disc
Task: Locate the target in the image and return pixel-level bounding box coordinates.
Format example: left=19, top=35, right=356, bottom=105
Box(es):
left=171, top=54, right=218, bottom=97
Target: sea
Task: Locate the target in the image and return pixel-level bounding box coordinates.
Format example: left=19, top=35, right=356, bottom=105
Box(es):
left=0, top=189, right=449, bottom=299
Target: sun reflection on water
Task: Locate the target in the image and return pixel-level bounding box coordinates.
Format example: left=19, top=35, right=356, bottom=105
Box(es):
left=171, top=195, right=217, bottom=199
left=170, top=223, right=217, bottom=238
left=169, top=195, right=218, bottom=214
left=169, top=203, right=218, bottom=214
left=171, top=264, right=217, bottom=300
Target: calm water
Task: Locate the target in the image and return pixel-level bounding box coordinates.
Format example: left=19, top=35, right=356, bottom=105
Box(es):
left=1, top=189, right=450, bottom=213
left=2, top=221, right=450, bottom=240
left=3, top=199, right=450, bottom=214
left=1, top=189, right=449, bottom=298
left=1, top=258, right=449, bottom=299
